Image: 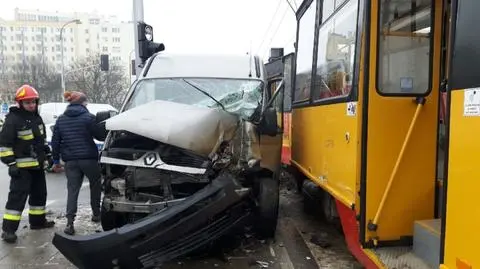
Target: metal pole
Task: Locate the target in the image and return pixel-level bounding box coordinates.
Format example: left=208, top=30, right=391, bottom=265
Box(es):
left=128, top=49, right=135, bottom=84
left=60, top=26, right=65, bottom=101
left=133, top=0, right=144, bottom=78
left=60, top=19, right=81, bottom=102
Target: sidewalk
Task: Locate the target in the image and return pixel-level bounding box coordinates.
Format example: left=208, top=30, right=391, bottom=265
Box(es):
left=0, top=204, right=98, bottom=269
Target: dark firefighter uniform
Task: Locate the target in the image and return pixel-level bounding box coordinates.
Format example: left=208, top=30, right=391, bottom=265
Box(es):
left=0, top=85, right=54, bottom=243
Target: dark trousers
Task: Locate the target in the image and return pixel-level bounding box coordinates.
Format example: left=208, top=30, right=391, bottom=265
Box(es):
left=65, top=159, right=102, bottom=223
left=2, top=169, right=48, bottom=233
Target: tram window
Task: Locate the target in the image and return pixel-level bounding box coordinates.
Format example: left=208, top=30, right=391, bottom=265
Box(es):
left=323, top=0, right=348, bottom=22
left=323, top=0, right=335, bottom=20
left=335, top=0, right=347, bottom=9
left=293, top=0, right=316, bottom=103
left=377, top=0, right=433, bottom=95
left=312, top=0, right=357, bottom=101
left=283, top=55, right=293, bottom=112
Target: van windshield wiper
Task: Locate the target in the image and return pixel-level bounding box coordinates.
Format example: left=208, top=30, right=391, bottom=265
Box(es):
left=182, top=79, right=226, bottom=111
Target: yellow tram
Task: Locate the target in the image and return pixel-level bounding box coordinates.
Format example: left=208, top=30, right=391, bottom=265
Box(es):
left=283, top=0, right=480, bottom=268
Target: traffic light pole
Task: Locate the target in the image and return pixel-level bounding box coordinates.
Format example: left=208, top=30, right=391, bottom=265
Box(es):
left=133, top=0, right=144, bottom=79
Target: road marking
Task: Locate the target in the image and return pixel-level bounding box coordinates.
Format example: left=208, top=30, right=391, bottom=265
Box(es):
left=46, top=200, right=56, bottom=207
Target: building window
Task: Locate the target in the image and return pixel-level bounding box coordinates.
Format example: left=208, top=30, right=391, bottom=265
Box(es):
left=86, top=39, right=90, bottom=43
left=102, top=27, right=107, bottom=32
left=85, top=29, right=89, bottom=34
left=102, top=46, right=108, bottom=52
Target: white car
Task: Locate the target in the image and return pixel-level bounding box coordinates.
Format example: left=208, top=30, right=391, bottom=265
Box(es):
left=45, top=123, right=105, bottom=153
left=39, top=102, right=117, bottom=125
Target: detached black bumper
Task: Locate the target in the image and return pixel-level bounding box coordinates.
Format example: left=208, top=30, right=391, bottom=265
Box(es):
left=52, top=176, right=252, bottom=269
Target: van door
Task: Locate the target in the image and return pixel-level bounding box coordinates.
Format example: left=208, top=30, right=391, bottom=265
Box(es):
left=259, top=54, right=294, bottom=175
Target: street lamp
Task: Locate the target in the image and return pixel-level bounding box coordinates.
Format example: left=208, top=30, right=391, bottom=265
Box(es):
left=60, top=19, right=81, bottom=101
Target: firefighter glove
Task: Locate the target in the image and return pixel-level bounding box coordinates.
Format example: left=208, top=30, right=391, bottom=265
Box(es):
left=8, top=165, right=20, bottom=177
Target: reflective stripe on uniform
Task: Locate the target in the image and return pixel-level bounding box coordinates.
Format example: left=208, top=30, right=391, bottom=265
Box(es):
left=16, top=157, right=39, bottom=168
left=28, top=206, right=46, bottom=215
left=0, top=147, right=14, bottom=157
left=3, top=210, right=22, bottom=221
left=38, top=124, right=44, bottom=135
left=17, top=129, right=34, bottom=140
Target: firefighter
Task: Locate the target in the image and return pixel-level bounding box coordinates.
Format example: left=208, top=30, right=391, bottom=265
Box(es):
left=0, top=85, right=55, bottom=243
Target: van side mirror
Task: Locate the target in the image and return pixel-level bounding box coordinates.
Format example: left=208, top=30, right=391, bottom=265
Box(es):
left=95, top=110, right=117, bottom=124
left=94, top=110, right=117, bottom=142
left=257, top=107, right=278, bottom=136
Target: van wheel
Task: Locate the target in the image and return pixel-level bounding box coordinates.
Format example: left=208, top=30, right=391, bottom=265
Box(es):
left=100, top=206, right=127, bottom=231
left=253, top=176, right=279, bottom=239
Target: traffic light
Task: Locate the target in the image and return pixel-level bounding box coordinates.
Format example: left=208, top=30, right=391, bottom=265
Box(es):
left=137, top=22, right=165, bottom=63
left=100, top=54, right=109, bottom=71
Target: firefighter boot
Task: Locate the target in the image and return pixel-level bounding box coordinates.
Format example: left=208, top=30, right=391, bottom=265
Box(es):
left=1, top=231, right=17, bottom=244
left=30, top=220, right=55, bottom=230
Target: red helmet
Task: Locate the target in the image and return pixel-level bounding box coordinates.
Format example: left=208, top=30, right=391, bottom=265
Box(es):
left=15, top=85, right=39, bottom=102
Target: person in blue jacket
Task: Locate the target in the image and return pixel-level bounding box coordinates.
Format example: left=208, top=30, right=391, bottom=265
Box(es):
left=51, top=91, right=102, bottom=235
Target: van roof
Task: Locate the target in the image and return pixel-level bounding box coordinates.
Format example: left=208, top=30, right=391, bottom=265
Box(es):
left=143, top=53, right=265, bottom=80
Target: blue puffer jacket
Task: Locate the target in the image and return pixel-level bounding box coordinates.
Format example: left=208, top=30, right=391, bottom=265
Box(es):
left=51, top=104, right=99, bottom=162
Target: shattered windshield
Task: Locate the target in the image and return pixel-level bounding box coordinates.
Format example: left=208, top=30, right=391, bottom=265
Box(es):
left=124, top=78, right=264, bottom=119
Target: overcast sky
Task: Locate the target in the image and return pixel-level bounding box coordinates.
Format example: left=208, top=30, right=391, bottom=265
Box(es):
left=0, top=0, right=298, bottom=60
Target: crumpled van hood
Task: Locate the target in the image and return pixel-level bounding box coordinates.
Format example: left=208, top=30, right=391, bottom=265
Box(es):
left=105, top=100, right=239, bottom=157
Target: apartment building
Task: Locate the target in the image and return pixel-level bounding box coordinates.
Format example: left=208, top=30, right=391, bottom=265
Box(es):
left=0, top=8, right=134, bottom=76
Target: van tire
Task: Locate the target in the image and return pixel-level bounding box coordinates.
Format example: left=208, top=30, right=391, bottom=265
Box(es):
left=253, top=176, right=279, bottom=239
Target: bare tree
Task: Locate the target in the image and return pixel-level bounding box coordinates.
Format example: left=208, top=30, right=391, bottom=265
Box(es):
left=65, top=54, right=129, bottom=109
left=0, top=59, right=61, bottom=102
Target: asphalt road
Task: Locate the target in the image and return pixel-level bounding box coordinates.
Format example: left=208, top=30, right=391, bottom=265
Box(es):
left=0, top=166, right=92, bottom=217
left=0, top=168, right=361, bottom=269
